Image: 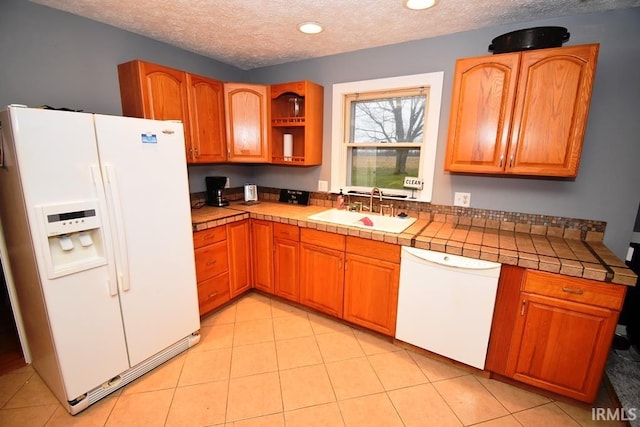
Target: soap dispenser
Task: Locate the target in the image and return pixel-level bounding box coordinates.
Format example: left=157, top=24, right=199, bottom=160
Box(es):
left=337, top=189, right=345, bottom=210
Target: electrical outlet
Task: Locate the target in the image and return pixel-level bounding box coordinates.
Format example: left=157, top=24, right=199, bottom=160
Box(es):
left=318, top=180, right=328, bottom=192
left=454, top=192, right=471, bottom=207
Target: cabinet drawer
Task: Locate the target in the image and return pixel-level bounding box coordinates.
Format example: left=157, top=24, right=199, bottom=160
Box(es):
left=274, top=223, right=299, bottom=241
left=523, top=270, right=626, bottom=310
left=301, top=228, right=345, bottom=251
left=194, top=241, right=228, bottom=281
left=193, top=226, right=227, bottom=249
left=346, top=236, right=400, bottom=263
left=197, top=273, right=230, bottom=316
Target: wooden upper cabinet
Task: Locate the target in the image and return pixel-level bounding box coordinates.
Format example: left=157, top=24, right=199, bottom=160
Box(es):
left=118, top=61, right=191, bottom=155
left=224, top=83, right=270, bottom=163
left=445, top=53, right=520, bottom=173
left=445, top=44, right=599, bottom=177
left=187, top=73, right=227, bottom=163
left=270, top=81, right=324, bottom=166
left=118, top=60, right=228, bottom=164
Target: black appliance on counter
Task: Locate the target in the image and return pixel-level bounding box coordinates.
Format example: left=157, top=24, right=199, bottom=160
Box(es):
left=205, top=176, right=229, bottom=207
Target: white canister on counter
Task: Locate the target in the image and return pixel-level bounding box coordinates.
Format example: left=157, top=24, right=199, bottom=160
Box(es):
left=244, top=184, right=258, bottom=203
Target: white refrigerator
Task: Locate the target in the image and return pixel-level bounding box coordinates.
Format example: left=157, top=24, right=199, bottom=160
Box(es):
left=0, top=105, right=200, bottom=414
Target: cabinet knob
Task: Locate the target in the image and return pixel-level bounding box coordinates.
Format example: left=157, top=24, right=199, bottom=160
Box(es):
left=499, top=154, right=504, bottom=168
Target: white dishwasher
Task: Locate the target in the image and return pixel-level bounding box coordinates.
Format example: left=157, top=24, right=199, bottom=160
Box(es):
left=395, top=246, right=501, bottom=369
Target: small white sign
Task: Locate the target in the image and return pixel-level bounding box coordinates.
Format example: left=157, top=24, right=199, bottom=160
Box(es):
left=403, top=177, right=423, bottom=190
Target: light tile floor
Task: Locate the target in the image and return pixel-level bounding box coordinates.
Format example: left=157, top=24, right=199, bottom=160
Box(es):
left=0, top=292, right=623, bottom=426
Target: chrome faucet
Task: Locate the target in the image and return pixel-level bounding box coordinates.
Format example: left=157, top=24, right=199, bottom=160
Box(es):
left=370, top=187, right=383, bottom=214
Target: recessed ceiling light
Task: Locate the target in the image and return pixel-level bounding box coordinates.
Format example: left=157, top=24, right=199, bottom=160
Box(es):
left=405, top=0, right=437, bottom=10
left=298, top=21, right=323, bottom=34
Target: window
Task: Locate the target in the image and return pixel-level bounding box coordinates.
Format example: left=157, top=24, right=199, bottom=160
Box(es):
left=331, top=72, right=443, bottom=202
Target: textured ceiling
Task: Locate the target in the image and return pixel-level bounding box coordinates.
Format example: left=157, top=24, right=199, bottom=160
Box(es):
left=30, top=0, right=640, bottom=70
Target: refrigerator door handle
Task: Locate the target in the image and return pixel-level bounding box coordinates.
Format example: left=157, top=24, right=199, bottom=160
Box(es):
left=103, top=164, right=131, bottom=292
left=106, top=278, right=118, bottom=297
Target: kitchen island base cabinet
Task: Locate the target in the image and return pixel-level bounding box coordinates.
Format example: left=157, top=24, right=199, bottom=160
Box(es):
left=343, top=237, right=400, bottom=336
left=299, top=229, right=345, bottom=318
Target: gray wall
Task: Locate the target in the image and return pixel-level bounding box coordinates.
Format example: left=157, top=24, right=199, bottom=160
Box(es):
left=2, top=0, right=639, bottom=258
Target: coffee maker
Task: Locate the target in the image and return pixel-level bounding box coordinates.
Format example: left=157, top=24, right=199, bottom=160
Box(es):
left=205, top=176, right=229, bottom=207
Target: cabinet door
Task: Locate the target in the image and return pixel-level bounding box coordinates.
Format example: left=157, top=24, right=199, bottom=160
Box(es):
left=197, top=273, right=231, bottom=316
left=299, top=243, right=344, bottom=318
left=194, top=240, right=228, bottom=282
left=251, top=219, right=273, bottom=293
left=274, top=238, right=299, bottom=302
left=227, top=220, right=252, bottom=298
left=224, top=83, right=270, bottom=163
left=507, top=44, right=598, bottom=177
left=343, top=253, right=399, bottom=336
left=444, top=53, right=520, bottom=173
left=506, top=292, right=619, bottom=402
left=187, top=73, right=227, bottom=163
left=118, top=60, right=191, bottom=157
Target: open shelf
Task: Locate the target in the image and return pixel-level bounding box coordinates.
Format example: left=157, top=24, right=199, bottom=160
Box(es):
left=270, top=81, right=323, bottom=166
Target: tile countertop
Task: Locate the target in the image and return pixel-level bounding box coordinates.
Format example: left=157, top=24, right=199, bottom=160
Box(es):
left=191, top=201, right=637, bottom=286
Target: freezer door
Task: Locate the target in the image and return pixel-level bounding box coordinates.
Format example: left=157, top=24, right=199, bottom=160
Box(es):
left=1, top=107, right=129, bottom=399
left=93, top=114, right=199, bottom=366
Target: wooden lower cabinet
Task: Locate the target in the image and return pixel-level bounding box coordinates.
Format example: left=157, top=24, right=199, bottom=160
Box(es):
left=343, top=237, right=400, bottom=336
left=506, top=292, right=619, bottom=402
left=227, top=219, right=252, bottom=298
left=251, top=219, right=274, bottom=293
left=488, top=267, right=626, bottom=403
left=193, top=227, right=230, bottom=316
left=299, top=229, right=345, bottom=318
left=197, top=273, right=231, bottom=316
left=273, top=223, right=300, bottom=302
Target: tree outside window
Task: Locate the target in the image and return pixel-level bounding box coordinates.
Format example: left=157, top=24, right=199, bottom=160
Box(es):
left=345, top=89, right=428, bottom=191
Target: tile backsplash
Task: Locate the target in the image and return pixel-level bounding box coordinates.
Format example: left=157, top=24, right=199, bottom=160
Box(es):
left=191, top=186, right=606, bottom=241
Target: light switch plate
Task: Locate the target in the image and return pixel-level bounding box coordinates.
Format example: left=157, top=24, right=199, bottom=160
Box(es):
left=318, top=180, right=328, bottom=192
left=454, top=192, right=471, bottom=207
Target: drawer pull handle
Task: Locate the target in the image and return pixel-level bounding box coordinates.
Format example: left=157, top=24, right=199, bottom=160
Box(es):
left=208, top=292, right=218, bottom=298
left=206, top=260, right=217, bottom=266
left=562, top=287, right=584, bottom=295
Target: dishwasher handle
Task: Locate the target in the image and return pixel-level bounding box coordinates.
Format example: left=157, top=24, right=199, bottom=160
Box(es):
left=401, top=246, right=501, bottom=271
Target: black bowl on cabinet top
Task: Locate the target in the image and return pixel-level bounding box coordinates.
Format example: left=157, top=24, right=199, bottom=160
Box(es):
left=489, top=26, right=570, bottom=54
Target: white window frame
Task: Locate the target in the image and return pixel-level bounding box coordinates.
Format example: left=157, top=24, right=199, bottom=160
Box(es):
left=330, top=72, right=444, bottom=202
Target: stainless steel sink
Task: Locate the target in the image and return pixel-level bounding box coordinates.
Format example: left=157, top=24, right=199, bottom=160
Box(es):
left=307, top=208, right=416, bottom=234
